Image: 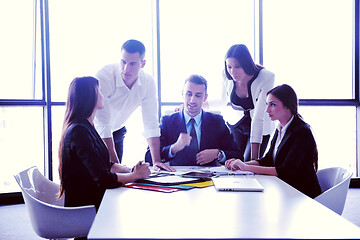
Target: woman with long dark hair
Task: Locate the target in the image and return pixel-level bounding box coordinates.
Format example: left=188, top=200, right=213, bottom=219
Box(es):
left=220, top=44, right=275, bottom=161
left=225, top=84, right=321, bottom=198
left=58, top=76, right=150, bottom=211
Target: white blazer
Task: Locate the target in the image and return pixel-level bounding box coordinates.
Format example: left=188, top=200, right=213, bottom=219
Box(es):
left=214, top=68, right=275, bottom=144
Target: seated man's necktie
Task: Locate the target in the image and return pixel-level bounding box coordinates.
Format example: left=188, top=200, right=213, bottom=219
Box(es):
left=189, top=118, right=199, bottom=151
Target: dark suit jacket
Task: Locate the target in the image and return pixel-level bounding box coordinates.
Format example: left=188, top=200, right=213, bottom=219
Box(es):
left=146, top=110, right=243, bottom=166
left=62, top=119, right=121, bottom=210
left=257, top=116, right=322, bottom=198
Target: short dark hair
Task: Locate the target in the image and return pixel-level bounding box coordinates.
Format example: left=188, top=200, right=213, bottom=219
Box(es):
left=224, top=44, right=263, bottom=80
left=184, top=74, right=208, bottom=94
left=121, top=39, right=146, bottom=59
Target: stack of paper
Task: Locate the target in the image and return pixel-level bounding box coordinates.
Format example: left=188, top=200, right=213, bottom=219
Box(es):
left=124, top=172, right=213, bottom=192
left=124, top=166, right=251, bottom=193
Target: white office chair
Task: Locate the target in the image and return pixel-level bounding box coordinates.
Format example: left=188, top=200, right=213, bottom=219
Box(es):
left=315, top=167, right=352, bottom=215
left=14, top=166, right=96, bottom=239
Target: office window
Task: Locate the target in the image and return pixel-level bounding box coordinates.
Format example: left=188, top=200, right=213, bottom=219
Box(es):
left=0, top=0, right=41, bottom=99
left=48, top=0, right=154, bottom=102
left=299, top=106, right=356, bottom=172
left=51, top=106, right=65, bottom=184
left=49, top=0, right=154, bottom=176
left=0, top=0, right=43, bottom=194
left=263, top=1, right=356, bottom=176
left=0, top=107, right=44, bottom=193
left=159, top=0, right=255, bottom=104
left=1, top=1, right=359, bottom=197
left=263, top=0, right=352, bottom=99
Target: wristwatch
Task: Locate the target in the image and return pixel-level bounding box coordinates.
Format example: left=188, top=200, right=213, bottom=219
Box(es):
left=217, top=149, right=224, bottom=161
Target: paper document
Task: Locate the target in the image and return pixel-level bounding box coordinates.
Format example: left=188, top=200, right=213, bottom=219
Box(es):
left=146, top=175, right=198, bottom=184
left=176, top=166, right=254, bottom=176
left=137, top=175, right=203, bottom=186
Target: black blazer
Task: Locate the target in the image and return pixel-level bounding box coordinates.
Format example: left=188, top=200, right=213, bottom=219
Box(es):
left=257, top=116, right=322, bottom=198
left=155, top=110, right=243, bottom=166
left=61, top=119, right=121, bottom=210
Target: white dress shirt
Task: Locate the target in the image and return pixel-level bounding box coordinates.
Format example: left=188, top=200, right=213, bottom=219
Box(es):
left=94, top=63, right=160, bottom=139
left=273, top=116, right=294, bottom=160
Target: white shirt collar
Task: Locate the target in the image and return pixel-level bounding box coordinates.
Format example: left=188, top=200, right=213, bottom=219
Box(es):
left=115, top=63, right=144, bottom=88
left=276, top=115, right=294, bottom=134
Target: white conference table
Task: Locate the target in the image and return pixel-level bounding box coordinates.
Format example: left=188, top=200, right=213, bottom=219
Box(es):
left=88, top=167, right=360, bottom=239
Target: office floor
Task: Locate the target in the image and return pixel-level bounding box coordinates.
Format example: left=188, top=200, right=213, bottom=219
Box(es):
left=0, top=189, right=359, bottom=240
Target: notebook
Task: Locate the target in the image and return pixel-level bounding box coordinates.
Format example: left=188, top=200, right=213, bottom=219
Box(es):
left=212, top=177, right=264, bottom=192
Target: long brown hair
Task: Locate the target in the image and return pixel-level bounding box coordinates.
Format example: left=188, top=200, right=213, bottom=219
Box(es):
left=267, top=84, right=318, bottom=172
left=224, top=44, right=263, bottom=80
left=58, top=76, right=99, bottom=197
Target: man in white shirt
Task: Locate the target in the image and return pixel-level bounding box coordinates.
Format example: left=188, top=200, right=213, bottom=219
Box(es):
left=95, top=39, right=172, bottom=171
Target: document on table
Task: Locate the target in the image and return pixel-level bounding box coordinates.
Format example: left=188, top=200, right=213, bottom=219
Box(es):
left=176, top=166, right=254, bottom=176
left=137, top=175, right=202, bottom=186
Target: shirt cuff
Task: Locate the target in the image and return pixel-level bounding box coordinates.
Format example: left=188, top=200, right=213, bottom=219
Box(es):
left=143, top=128, right=161, bottom=139
left=220, top=150, right=226, bottom=162
left=95, top=124, right=112, bottom=138
left=218, top=150, right=226, bottom=164
left=168, top=145, right=176, bottom=158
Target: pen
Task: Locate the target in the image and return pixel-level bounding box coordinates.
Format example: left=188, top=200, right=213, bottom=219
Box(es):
left=131, top=161, right=142, bottom=172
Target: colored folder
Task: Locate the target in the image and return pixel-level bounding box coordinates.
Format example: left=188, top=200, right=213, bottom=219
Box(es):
left=124, top=183, right=181, bottom=193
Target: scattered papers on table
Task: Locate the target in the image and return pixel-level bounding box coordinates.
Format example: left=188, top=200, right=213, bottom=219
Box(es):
left=138, top=175, right=202, bottom=186
left=126, top=166, right=251, bottom=192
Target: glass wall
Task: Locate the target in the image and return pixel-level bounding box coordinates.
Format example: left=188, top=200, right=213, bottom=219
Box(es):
left=0, top=0, right=42, bottom=100
left=0, top=0, right=358, bottom=194
left=0, top=107, right=44, bottom=193
left=49, top=0, right=154, bottom=175
left=263, top=0, right=353, bottom=99
left=300, top=106, right=356, bottom=171
left=0, top=0, right=44, bottom=193
left=263, top=0, right=356, bottom=172
left=48, top=0, right=154, bottom=102
left=159, top=0, right=255, bottom=105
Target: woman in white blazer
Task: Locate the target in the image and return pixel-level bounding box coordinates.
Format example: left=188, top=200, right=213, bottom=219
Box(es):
left=219, top=44, right=275, bottom=161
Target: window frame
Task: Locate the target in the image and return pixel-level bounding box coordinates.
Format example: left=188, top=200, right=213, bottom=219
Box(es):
left=0, top=0, right=359, bottom=196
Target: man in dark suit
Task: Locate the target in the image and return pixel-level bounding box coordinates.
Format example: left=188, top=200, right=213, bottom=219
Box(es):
left=146, top=74, right=243, bottom=169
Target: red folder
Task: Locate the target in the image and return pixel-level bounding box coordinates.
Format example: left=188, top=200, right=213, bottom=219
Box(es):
left=124, top=183, right=181, bottom=193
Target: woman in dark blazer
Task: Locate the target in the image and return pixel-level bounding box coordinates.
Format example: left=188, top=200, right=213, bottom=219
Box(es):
left=58, top=76, right=150, bottom=211
left=225, top=84, right=321, bottom=198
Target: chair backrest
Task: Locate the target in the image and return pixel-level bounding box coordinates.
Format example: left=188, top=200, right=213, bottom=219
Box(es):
left=14, top=166, right=96, bottom=239
left=315, top=167, right=352, bottom=215
left=14, top=166, right=64, bottom=206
